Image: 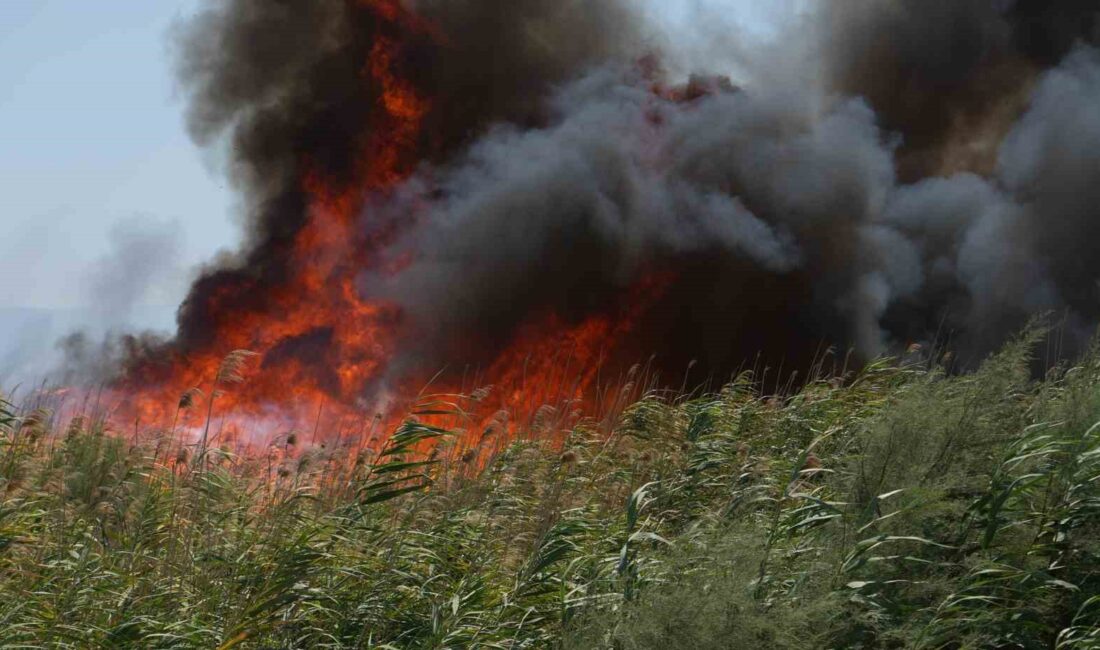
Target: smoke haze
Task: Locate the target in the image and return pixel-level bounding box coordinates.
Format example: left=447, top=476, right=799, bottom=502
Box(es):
left=1, top=217, right=183, bottom=387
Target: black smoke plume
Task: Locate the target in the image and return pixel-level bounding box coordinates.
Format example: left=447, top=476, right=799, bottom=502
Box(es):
left=171, top=0, right=644, bottom=351
left=160, top=0, right=1100, bottom=396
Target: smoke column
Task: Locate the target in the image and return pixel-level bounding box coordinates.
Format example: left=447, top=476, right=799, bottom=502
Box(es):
left=172, top=0, right=642, bottom=349
left=355, top=0, right=1100, bottom=378
left=110, top=0, right=1100, bottom=417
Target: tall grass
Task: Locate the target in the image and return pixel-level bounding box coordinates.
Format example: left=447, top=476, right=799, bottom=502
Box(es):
left=0, top=328, right=1097, bottom=648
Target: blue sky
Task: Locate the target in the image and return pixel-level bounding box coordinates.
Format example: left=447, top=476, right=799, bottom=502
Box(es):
left=0, top=0, right=777, bottom=320
left=0, top=1, right=235, bottom=317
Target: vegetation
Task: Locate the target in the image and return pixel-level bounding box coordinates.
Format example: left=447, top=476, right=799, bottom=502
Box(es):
left=0, top=327, right=1098, bottom=648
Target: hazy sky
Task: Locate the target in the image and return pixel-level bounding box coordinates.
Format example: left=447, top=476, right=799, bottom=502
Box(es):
left=0, top=0, right=777, bottom=322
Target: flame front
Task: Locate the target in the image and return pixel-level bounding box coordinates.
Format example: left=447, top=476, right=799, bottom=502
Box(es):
left=98, top=0, right=660, bottom=449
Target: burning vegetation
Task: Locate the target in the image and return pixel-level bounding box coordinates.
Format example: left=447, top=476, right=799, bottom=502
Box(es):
left=6, top=2, right=1100, bottom=646
left=46, top=0, right=1100, bottom=450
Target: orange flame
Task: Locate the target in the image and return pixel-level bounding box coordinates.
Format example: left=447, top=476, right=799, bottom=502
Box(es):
left=80, top=1, right=675, bottom=456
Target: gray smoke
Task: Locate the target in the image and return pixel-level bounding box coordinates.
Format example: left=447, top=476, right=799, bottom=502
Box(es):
left=1, top=218, right=182, bottom=387
left=361, top=66, right=902, bottom=373
left=356, top=3, right=1100, bottom=376
left=84, top=217, right=184, bottom=330
left=164, top=0, right=649, bottom=356
left=822, top=0, right=1100, bottom=180
left=56, top=218, right=183, bottom=384
left=883, top=45, right=1100, bottom=358
left=89, top=0, right=1100, bottom=398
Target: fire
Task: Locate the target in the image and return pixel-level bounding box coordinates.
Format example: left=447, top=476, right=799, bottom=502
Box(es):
left=74, top=0, right=679, bottom=453
left=99, top=0, right=433, bottom=438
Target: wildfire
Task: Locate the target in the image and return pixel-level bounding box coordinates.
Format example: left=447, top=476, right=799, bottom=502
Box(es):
left=79, top=0, right=670, bottom=453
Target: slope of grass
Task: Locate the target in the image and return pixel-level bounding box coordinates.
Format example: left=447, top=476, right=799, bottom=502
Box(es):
left=0, top=328, right=1098, bottom=648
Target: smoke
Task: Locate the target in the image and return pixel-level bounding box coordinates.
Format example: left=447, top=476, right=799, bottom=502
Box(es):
left=130, top=0, right=1100, bottom=401
left=170, top=0, right=648, bottom=353
left=822, top=0, right=1100, bottom=179
left=356, top=0, right=1100, bottom=377
left=0, top=218, right=182, bottom=387
left=43, top=218, right=185, bottom=384
left=878, top=43, right=1100, bottom=360
left=363, top=70, right=896, bottom=376
left=84, top=217, right=185, bottom=330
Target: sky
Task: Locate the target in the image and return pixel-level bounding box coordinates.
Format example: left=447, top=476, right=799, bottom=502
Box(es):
left=0, top=0, right=777, bottom=329
left=0, top=1, right=235, bottom=321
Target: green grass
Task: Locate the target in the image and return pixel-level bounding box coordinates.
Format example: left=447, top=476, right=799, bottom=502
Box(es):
left=0, top=326, right=1098, bottom=648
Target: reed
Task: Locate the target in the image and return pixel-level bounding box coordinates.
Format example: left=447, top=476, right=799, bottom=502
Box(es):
left=0, top=328, right=1096, bottom=648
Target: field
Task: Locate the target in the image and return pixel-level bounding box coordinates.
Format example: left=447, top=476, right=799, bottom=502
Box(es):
left=0, top=326, right=1098, bottom=648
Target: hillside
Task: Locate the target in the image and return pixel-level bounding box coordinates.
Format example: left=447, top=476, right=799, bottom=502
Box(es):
left=0, top=327, right=1097, bottom=648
